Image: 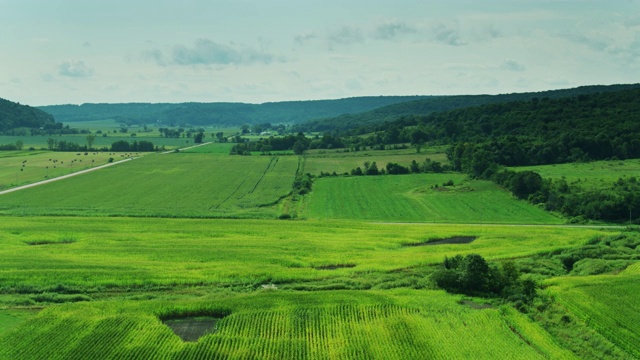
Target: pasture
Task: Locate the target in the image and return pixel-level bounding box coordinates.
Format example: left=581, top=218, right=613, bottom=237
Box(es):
left=0, top=150, right=120, bottom=190
left=305, top=174, right=562, bottom=224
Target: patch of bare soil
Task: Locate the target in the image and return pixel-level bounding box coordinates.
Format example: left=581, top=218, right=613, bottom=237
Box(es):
left=403, top=236, right=478, bottom=247
left=163, top=317, right=222, bottom=342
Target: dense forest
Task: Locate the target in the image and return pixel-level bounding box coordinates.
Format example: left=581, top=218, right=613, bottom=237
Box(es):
left=37, top=96, right=429, bottom=126
left=294, top=84, right=640, bottom=133
left=0, top=97, right=57, bottom=133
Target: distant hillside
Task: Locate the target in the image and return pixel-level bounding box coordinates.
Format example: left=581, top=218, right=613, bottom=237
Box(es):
left=294, top=84, right=640, bottom=133
left=38, top=96, right=429, bottom=126
left=0, top=97, right=56, bottom=132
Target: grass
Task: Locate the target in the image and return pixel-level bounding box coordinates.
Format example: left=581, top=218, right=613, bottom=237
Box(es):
left=0, top=153, right=298, bottom=218
left=305, top=173, right=562, bottom=224
left=512, top=158, right=640, bottom=190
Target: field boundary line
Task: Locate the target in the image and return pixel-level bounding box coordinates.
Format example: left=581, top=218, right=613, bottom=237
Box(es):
left=0, top=157, right=137, bottom=196
left=161, top=142, right=212, bottom=154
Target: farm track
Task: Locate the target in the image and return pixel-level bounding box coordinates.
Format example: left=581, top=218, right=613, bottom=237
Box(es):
left=245, top=157, right=278, bottom=196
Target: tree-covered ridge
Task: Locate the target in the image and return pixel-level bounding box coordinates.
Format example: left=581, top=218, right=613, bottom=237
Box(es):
left=0, top=97, right=56, bottom=132
left=294, top=83, right=640, bottom=133
left=37, top=96, right=429, bottom=126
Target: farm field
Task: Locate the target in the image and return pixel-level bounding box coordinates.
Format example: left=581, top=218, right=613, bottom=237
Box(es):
left=304, top=146, right=449, bottom=175
left=0, top=134, right=204, bottom=151
left=512, top=158, right=640, bottom=189
left=0, top=216, right=602, bottom=297
left=545, top=269, right=640, bottom=358
left=0, top=150, right=125, bottom=190
left=0, top=147, right=638, bottom=359
left=305, top=174, right=562, bottom=224
left=0, top=289, right=577, bottom=360
left=0, top=153, right=298, bottom=218
left=0, top=214, right=610, bottom=359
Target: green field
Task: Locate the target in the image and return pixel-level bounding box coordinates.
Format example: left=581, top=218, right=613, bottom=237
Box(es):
left=304, top=147, right=449, bottom=175
left=0, top=150, right=121, bottom=190
left=0, top=217, right=600, bottom=293
left=0, top=134, right=208, bottom=151
left=545, top=270, right=640, bottom=358
left=305, top=174, right=561, bottom=224
left=0, top=143, right=638, bottom=358
left=0, top=153, right=298, bottom=218
left=0, top=289, right=577, bottom=360
left=513, top=159, right=640, bottom=189
left=0, top=215, right=607, bottom=359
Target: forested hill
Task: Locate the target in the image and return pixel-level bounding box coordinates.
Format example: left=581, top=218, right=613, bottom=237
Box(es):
left=360, top=87, right=640, bottom=166
left=0, top=97, right=56, bottom=132
left=38, top=96, right=429, bottom=126
left=294, top=83, right=640, bottom=133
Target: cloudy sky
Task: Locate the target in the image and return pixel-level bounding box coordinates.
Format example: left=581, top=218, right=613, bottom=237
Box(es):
left=1, top=0, right=639, bottom=105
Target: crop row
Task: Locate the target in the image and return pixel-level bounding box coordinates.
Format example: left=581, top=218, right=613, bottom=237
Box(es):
left=1, top=301, right=566, bottom=359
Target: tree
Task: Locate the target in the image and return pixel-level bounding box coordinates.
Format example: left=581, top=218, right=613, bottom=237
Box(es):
left=194, top=131, right=205, bottom=144
left=47, top=138, right=57, bottom=151
left=292, top=140, right=307, bottom=155
left=15, top=140, right=23, bottom=150
left=86, top=134, right=96, bottom=149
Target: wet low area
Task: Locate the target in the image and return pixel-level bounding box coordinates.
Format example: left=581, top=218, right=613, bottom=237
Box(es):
left=403, top=236, right=478, bottom=247
left=162, top=316, right=223, bottom=342
left=314, top=263, right=356, bottom=270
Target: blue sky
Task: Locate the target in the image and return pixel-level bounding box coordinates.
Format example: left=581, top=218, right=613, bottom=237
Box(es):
left=1, top=0, right=639, bottom=105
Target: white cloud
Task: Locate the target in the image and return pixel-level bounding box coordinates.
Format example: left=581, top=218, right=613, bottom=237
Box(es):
left=501, top=59, right=525, bottom=72
left=373, top=20, right=416, bottom=40
left=58, top=61, right=94, bottom=78
left=144, top=39, right=280, bottom=66
left=328, top=26, right=365, bottom=46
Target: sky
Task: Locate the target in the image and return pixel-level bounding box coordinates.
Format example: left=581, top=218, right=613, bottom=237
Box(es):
left=1, top=0, right=639, bottom=106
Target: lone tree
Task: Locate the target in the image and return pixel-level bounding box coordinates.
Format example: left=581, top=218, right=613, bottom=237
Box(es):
left=86, top=134, right=96, bottom=149
left=194, top=131, right=205, bottom=144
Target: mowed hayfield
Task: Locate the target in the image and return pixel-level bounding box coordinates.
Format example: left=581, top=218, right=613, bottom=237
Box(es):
left=0, top=153, right=298, bottom=218
left=0, top=150, right=123, bottom=190
left=512, top=158, right=640, bottom=190
left=305, top=174, right=562, bottom=224
left=0, top=215, right=605, bottom=359
left=0, top=289, right=577, bottom=360
left=0, top=134, right=203, bottom=151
